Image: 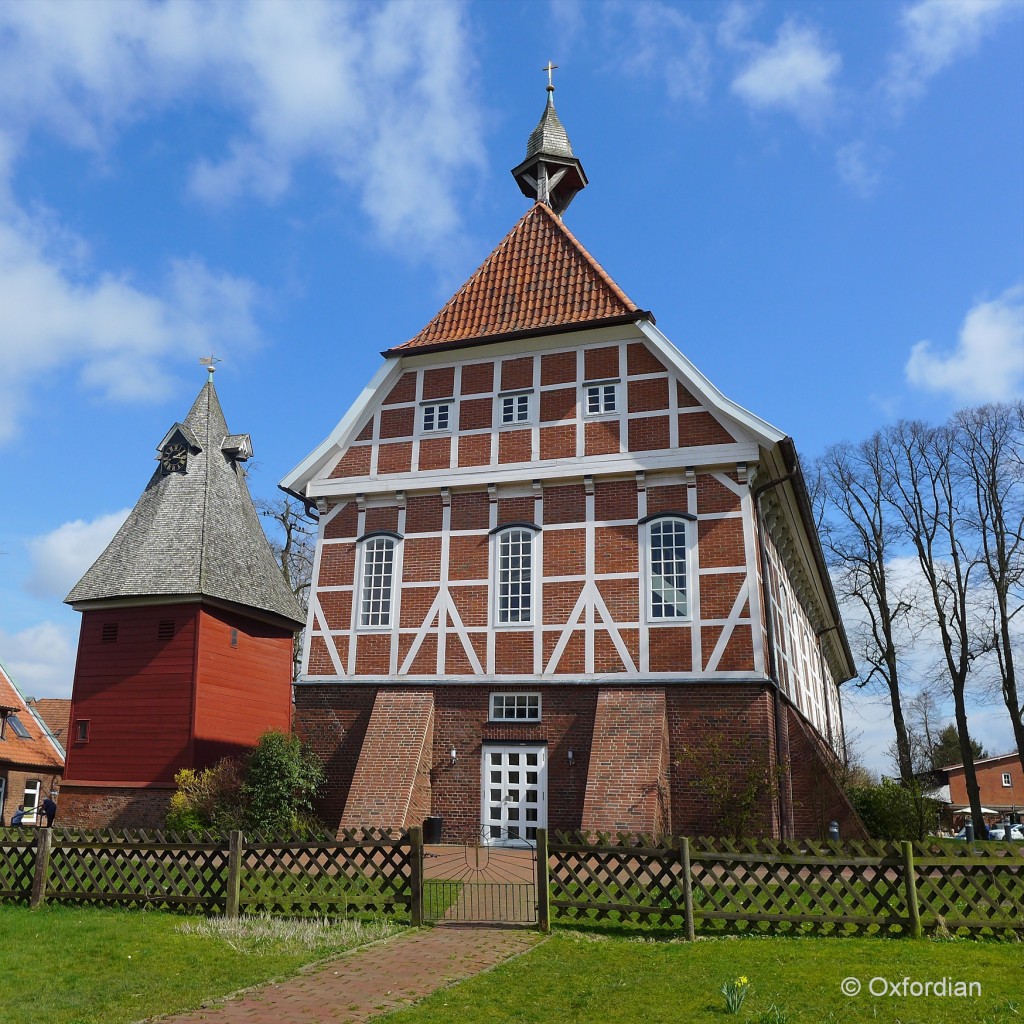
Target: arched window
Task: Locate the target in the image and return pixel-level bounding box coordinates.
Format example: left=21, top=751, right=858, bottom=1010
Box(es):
left=644, top=515, right=690, bottom=620
left=358, top=533, right=399, bottom=627
left=493, top=525, right=537, bottom=625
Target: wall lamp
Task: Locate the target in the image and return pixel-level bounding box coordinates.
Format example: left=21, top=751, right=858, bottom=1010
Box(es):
left=449, top=746, right=457, bottom=767
left=567, top=748, right=575, bottom=767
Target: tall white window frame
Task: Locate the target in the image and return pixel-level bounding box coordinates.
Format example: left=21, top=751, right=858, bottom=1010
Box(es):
left=642, top=514, right=692, bottom=621
left=22, top=779, right=41, bottom=824
left=357, top=533, right=400, bottom=629
left=499, top=391, right=532, bottom=426
left=492, top=525, right=538, bottom=626
left=1003, top=772, right=1013, bottom=787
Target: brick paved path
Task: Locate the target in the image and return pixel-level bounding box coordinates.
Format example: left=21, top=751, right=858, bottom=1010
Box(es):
left=157, top=925, right=543, bottom=1023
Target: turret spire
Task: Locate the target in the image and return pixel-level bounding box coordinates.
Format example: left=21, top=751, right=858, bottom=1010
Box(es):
left=511, top=65, right=588, bottom=216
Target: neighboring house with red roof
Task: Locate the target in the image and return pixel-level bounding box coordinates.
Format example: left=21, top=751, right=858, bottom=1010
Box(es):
left=0, top=661, right=65, bottom=826
left=26, top=698, right=72, bottom=747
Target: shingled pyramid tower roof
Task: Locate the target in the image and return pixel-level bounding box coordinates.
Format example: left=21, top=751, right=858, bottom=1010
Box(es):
left=388, top=202, right=648, bottom=355
left=66, top=379, right=305, bottom=628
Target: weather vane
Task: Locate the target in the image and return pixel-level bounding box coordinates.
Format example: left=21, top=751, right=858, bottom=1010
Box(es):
left=543, top=61, right=557, bottom=92
left=199, top=354, right=222, bottom=377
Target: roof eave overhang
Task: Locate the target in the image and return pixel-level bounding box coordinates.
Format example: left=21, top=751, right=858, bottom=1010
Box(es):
left=773, top=438, right=857, bottom=683
left=66, top=593, right=304, bottom=632
left=384, top=311, right=655, bottom=358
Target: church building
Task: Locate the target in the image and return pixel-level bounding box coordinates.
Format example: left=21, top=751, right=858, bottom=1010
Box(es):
left=62, top=372, right=305, bottom=827
left=282, top=84, right=862, bottom=842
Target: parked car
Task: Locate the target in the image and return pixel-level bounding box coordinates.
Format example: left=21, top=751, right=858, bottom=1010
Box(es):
left=950, top=823, right=1024, bottom=840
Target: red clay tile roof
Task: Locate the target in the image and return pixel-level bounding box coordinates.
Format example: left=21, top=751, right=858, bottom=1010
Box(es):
left=389, top=202, right=644, bottom=354
left=0, top=665, right=64, bottom=770
left=27, top=698, right=71, bottom=744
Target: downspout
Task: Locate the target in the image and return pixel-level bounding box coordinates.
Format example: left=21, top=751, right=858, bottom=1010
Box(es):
left=752, top=473, right=796, bottom=839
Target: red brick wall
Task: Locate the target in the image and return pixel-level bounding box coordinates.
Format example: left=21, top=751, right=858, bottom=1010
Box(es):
left=0, top=768, right=62, bottom=826
left=582, top=688, right=669, bottom=834
left=57, top=784, right=173, bottom=829
left=947, top=756, right=1024, bottom=810
left=339, top=689, right=434, bottom=832
left=294, top=682, right=847, bottom=842
left=786, top=707, right=868, bottom=839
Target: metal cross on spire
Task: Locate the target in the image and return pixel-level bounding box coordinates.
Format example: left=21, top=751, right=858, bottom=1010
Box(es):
left=199, top=354, right=222, bottom=377
left=542, top=61, right=558, bottom=92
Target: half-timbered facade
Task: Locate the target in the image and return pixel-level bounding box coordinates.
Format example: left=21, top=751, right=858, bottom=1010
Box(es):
left=283, top=88, right=862, bottom=841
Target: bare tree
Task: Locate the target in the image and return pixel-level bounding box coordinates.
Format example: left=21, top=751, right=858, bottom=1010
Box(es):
left=256, top=496, right=316, bottom=679
left=881, top=420, right=987, bottom=834
left=816, top=437, right=917, bottom=782
left=952, top=403, right=1024, bottom=774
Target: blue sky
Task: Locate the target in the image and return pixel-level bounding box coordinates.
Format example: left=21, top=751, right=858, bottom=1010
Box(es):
left=0, top=0, right=1020, bottom=773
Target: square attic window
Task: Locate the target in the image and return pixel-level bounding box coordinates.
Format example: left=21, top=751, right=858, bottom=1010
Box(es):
left=422, top=403, right=451, bottom=432
left=500, top=393, right=531, bottom=425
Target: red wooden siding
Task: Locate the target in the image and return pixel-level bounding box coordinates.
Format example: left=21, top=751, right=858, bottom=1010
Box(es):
left=65, top=605, right=199, bottom=786
left=193, top=607, right=294, bottom=767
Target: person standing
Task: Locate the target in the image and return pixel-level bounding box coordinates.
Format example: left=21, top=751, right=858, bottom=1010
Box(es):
left=41, top=794, right=57, bottom=827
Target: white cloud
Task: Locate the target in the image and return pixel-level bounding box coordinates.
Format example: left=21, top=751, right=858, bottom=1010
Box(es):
left=25, top=510, right=131, bottom=600
left=0, top=211, right=261, bottom=442
left=835, top=140, right=887, bottom=198
left=0, top=0, right=482, bottom=249
left=731, top=21, right=841, bottom=123
left=609, top=2, right=712, bottom=103
left=905, top=285, right=1024, bottom=402
left=0, top=622, right=77, bottom=699
left=884, top=0, right=1015, bottom=113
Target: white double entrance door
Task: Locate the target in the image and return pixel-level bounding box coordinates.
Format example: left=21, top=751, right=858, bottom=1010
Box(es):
left=481, top=744, right=547, bottom=845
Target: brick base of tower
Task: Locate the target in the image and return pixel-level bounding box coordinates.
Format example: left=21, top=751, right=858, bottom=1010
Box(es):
left=57, top=784, right=173, bottom=829
left=295, top=683, right=866, bottom=842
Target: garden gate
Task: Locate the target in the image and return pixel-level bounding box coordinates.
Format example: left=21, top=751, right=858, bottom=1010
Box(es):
left=422, top=827, right=538, bottom=924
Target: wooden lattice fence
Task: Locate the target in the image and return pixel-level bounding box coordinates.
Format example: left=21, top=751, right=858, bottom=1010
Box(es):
left=0, top=826, right=414, bottom=918
left=548, top=832, right=1024, bottom=938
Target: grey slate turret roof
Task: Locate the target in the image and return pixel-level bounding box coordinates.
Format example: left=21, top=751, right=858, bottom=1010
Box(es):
left=526, top=92, right=575, bottom=160
left=66, top=379, right=305, bottom=629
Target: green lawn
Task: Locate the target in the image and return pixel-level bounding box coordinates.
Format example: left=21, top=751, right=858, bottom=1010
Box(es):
left=379, top=931, right=1023, bottom=1024
left=0, top=905, right=402, bottom=1024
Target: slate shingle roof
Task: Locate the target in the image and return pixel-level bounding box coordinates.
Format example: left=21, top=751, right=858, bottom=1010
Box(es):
left=0, top=663, right=64, bottom=770
left=388, top=202, right=644, bottom=354
left=65, top=381, right=305, bottom=628
left=526, top=94, right=575, bottom=160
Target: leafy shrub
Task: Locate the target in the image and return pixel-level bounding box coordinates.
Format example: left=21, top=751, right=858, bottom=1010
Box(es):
left=846, top=778, right=940, bottom=840
left=165, top=731, right=324, bottom=835
left=241, top=729, right=326, bottom=835
left=166, top=759, right=245, bottom=833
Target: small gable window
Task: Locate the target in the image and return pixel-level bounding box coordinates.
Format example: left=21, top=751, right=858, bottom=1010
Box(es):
left=499, top=392, right=532, bottom=426
left=584, top=381, right=619, bottom=416
left=644, top=514, right=691, bottom=620
left=358, top=533, right=400, bottom=628
left=1003, top=772, right=1013, bottom=787
left=76, top=720, right=90, bottom=743
left=422, top=403, right=451, bottom=432
left=494, top=526, right=536, bottom=625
